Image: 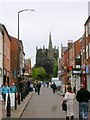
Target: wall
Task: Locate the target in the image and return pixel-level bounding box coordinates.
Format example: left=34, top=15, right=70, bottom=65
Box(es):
left=10, top=36, right=19, bottom=85
left=0, top=31, right=3, bottom=86
left=3, top=25, right=10, bottom=85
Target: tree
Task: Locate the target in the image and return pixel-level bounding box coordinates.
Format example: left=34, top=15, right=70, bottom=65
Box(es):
left=36, top=57, right=54, bottom=80
left=32, top=67, right=47, bottom=81
left=32, top=67, right=39, bottom=80
left=53, top=61, right=58, bottom=77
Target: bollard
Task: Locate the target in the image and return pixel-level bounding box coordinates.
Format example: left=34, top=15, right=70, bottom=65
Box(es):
left=20, top=82, right=23, bottom=101
left=7, top=93, right=11, bottom=117
left=21, top=90, right=23, bottom=101
left=15, top=92, right=17, bottom=110
left=18, top=91, right=20, bottom=105
left=23, top=87, right=25, bottom=99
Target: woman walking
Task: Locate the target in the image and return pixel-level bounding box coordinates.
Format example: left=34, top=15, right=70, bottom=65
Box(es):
left=64, top=85, right=75, bottom=120
left=10, top=82, right=17, bottom=109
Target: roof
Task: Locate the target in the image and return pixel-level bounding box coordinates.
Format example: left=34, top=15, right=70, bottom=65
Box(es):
left=84, top=16, right=90, bottom=26
left=0, top=23, right=11, bottom=41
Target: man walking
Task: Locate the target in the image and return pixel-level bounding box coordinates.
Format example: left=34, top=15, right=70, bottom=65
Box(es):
left=76, top=84, right=90, bottom=120
left=51, top=82, right=57, bottom=93
left=36, top=81, right=41, bottom=95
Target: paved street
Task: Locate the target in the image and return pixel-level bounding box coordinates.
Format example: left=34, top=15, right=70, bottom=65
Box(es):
left=21, top=86, right=79, bottom=118
left=1, top=92, right=33, bottom=119
left=0, top=100, right=2, bottom=119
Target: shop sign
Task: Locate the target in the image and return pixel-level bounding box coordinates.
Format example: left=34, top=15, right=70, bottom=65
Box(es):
left=68, top=66, right=73, bottom=71
left=72, top=68, right=82, bottom=75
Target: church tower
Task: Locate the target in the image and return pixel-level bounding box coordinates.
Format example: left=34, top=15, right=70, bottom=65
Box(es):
left=48, top=32, right=54, bottom=59
left=48, top=32, right=52, bottom=49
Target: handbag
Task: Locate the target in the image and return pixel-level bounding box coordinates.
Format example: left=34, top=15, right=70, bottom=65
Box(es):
left=62, top=100, right=67, bottom=111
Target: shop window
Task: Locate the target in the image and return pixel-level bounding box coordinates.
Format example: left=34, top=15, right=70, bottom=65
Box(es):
left=86, top=45, right=88, bottom=59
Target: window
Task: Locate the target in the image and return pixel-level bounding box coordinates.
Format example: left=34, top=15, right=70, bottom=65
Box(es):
left=4, top=41, right=6, bottom=56
left=86, top=45, right=88, bottom=59
left=86, top=25, right=88, bottom=37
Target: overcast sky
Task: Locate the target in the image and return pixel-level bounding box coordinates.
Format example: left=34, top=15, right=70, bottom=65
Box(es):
left=0, top=0, right=89, bottom=67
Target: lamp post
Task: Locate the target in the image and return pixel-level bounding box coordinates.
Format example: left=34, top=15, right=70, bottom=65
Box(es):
left=18, top=9, right=35, bottom=75
left=17, top=8, right=35, bottom=100
left=17, top=9, right=35, bottom=76
left=18, top=9, right=35, bottom=41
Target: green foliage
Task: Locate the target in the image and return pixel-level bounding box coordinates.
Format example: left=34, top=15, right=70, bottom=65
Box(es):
left=32, top=67, right=47, bottom=81
left=36, top=58, right=54, bottom=80
left=32, top=67, right=39, bottom=79
left=53, top=61, right=58, bottom=77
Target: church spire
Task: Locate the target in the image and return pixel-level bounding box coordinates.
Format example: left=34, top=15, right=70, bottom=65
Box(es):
left=48, top=32, right=54, bottom=59
left=48, top=32, right=52, bottom=49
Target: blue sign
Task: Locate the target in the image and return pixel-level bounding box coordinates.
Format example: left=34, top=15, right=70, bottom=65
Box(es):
left=86, top=66, right=89, bottom=74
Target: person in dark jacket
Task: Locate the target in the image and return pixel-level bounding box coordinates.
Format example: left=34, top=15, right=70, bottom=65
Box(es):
left=51, top=82, right=57, bottom=93
left=36, top=82, right=41, bottom=95
left=76, top=84, right=90, bottom=120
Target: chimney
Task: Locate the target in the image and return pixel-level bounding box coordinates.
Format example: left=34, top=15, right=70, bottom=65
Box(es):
left=67, top=40, right=73, bottom=47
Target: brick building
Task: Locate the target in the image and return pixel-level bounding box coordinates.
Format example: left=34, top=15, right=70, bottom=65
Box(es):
left=0, top=24, right=11, bottom=85
left=83, top=16, right=90, bottom=91
left=10, top=36, right=19, bottom=85
left=10, top=36, right=25, bottom=88
left=24, top=58, right=31, bottom=77
left=60, top=16, right=90, bottom=91
left=0, top=25, right=3, bottom=86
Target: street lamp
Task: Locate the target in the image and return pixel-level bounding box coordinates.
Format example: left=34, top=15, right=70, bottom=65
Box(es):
left=18, top=8, right=35, bottom=72
left=17, top=8, right=35, bottom=74
left=18, top=9, right=35, bottom=41
left=17, top=8, right=35, bottom=92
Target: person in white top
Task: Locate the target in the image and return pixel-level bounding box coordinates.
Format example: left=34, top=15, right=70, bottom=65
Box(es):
left=64, top=85, right=75, bottom=120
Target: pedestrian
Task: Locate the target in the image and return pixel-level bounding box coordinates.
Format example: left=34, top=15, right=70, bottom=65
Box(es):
left=36, top=81, right=41, bottom=95
left=51, top=82, right=57, bottom=93
left=30, top=83, right=34, bottom=91
left=27, top=81, right=30, bottom=90
left=76, top=84, right=90, bottom=120
left=46, top=82, right=49, bottom=88
left=33, top=82, right=37, bottom=93
left=43, top=81, right=46, bottom=87
left=2, top=83, right=10, bottom=110
left=73, top=86, right=76, bottom=94
left=2, top=83, right=10, bottom=103
left=10, top=82, right=17, bottom=109
left=64, top=85, right=75, bottom=120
